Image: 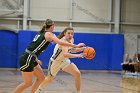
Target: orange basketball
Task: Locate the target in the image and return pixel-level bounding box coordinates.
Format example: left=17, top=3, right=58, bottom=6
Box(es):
left=83, top=47, right=96, bottom=59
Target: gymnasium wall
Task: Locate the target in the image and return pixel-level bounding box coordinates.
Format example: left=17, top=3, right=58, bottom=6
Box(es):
left=0, top=30, right=18, bottom=68
left=0, top=30, right=124, bottom=70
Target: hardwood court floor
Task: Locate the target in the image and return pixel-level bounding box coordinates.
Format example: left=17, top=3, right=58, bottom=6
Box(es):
left=0, top=70, right=139, bottom=93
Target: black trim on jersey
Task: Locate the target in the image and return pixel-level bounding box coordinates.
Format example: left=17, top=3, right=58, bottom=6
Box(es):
left=48, top=60, right=53, bottom=76
left=68, top=48, right=72, bottom=53
left=52, top=48, right=62, bottom=60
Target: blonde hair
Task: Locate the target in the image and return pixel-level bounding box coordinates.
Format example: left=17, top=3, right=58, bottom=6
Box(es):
left=40, top=19, right=54, bottom=33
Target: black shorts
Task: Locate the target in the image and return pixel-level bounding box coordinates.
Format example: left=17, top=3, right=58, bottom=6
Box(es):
left=19, top=52, right=38, bottom=72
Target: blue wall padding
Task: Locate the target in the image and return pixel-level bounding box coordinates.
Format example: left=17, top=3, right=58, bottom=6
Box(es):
left=71, top=33, right=124, bottom=70
left=0, top=30, right=18, bottom=68
left=0, top=30, right=124, bottom=70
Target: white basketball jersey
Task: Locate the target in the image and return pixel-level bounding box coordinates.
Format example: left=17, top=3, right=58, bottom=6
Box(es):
left=51, top=37, right=71, bottom=62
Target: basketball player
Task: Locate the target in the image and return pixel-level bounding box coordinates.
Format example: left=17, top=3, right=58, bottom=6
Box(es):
left=35, top=27, right=86, bottom=93
left=13, top=19, right=85, bottom=93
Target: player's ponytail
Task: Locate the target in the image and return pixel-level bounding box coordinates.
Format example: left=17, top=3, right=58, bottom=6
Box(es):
left=40, top=19, right=54, bottom=33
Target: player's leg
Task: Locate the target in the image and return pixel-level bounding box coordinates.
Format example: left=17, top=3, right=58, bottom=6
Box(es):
left=62, top=63, right=81, bottom=93
left=14, top=72, right=33, bottom=93
left=35, top=75, right=55, bottom=93
left=31, top=64, right=45, bottom=93
left=35, top=60, right=61, bottom=93
left=14, top=54, right=34, bottom=93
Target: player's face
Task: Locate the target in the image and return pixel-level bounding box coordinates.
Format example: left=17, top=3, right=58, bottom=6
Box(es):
left=65, top=30, right=74, bottom=42
left=50, top=24, right=55, bottom=32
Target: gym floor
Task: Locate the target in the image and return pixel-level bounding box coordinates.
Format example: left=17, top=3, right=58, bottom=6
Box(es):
left=0, top=70, right=139, bottom=93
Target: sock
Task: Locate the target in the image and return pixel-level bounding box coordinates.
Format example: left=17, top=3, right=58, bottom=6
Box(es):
left=35, top=86, right=43, bottom=93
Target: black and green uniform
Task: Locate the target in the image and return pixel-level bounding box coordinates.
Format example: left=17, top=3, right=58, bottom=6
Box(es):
left=20, top=32, right=50, bottom=72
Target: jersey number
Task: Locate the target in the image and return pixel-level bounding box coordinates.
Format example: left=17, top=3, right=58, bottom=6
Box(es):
left=33, top=35, right=40, bottom=42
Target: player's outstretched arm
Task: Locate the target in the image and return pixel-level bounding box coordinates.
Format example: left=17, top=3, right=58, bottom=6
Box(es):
left=45, top=32, right=85, bottom=48
left=70, top=47, right=86, bottom=53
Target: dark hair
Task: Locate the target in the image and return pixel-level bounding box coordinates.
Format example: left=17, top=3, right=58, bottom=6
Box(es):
left=40, top=19, right=54, bottom=33
left=57, top=27, right=74, bottom=39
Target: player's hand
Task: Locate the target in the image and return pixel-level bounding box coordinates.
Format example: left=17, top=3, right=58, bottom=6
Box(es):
left=36, top=59, right=42, bottom=65
left=76, top=43, right=86, bottom=48
left=82, top=47, right=87, bottom=51
left=77, top=53, right=87, bottom=58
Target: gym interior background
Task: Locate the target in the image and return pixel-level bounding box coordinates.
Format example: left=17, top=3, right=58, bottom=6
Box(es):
left=0, top=0, right=140, bottom=71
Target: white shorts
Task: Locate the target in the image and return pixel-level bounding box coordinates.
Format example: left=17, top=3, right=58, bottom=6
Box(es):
left=48, top=58, right=72, bottom=77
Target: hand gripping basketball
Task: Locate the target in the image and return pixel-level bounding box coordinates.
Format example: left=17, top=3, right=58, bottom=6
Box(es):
left=83, top=46, right=96, bottom=60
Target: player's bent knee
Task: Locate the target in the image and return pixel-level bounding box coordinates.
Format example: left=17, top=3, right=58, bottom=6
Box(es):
left=45, top=76, right=54, bottom=83
left=24, top=82, right=33, bottom=87
left=37, top=76, right=45, bottom=83
left=40, top=75, right=45, bottom=81
left=74, top=71, right=81, bottom=78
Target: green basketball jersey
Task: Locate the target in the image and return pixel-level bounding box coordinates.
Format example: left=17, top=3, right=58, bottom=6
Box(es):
left=26, top=32, right=50, bottom=56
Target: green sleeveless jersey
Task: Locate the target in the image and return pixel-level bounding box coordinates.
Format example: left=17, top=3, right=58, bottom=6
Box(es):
left=26, top=32, right=50, bottom=56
